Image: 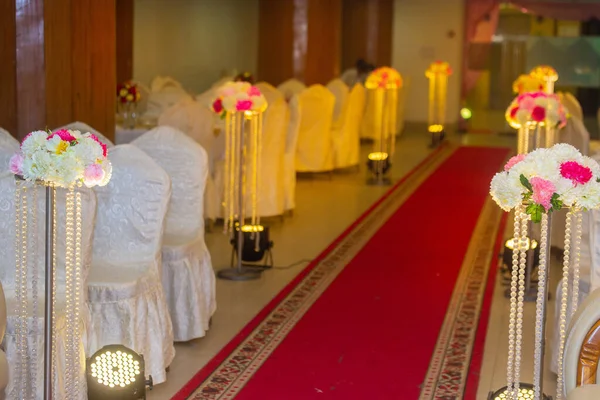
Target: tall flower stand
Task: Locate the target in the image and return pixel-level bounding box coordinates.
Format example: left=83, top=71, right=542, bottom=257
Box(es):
left=425, top=61, right=452, bottom=148
left=211, top=82, right=268, bottom=281
left=489, top=144, right=598, bottom=400
left=364, top=67, right=402, bottom=185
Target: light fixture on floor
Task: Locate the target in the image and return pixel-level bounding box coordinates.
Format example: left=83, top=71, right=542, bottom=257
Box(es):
left=488, top=383, right=551, bottom=400
left=367, top=152, right=391, bottom=184
left=87, top=345, right=152, bottom=400
left=230, top=223, right=274, bottom=268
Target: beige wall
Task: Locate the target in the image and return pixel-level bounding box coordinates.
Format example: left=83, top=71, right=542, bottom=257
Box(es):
left=133, top=0, right=259, bottom=94
left=392, top=0, right=464, bottom=124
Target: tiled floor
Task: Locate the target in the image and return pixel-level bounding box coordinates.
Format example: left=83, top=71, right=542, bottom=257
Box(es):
left=148, top=130, right=531, bottom=400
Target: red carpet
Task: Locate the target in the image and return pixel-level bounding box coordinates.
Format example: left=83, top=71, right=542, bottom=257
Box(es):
left=175, top=145, right=510, bottom=400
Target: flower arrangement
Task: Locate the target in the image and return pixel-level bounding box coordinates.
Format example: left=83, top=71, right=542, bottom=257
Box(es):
left=425, top=61, right=453, bottom=78
left=365, top=67, right=403, bottom=89
left=9, top=129, right=112, bottom=188
left=210, top=81, right=268, bottom=118
left=490, top=144, right=600, bottom=222
left=505, top=91, right=567, bottom=129
left=530, top=65, right=558, bottom=83
left=117, top=81, right=141, bottom=104
left=512, top=74, right=545, bottom=94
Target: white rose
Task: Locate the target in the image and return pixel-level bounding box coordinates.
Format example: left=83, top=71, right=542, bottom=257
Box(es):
left=21, top=131, right=49, bottom=156
left=490, top=172, right=523, bottom=212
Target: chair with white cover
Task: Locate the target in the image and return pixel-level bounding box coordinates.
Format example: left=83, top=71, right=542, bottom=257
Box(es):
left=54, top=122, right=114, bottom=148
left=0, top=282, right=8, bottom=398
left=278, top=79, right=306, bottom=102
left=132, top=127, right=216, bottom=341
left=563, top=288, right=600, bottom=399
left=0, top=128, right=19, bottom=172
left=146, top=76, right=191, bottom=120
left=396, top=77, right=409, bottom=136
left=284, top=95, right=301, bottom=211
left=211, top=76, right=234, bottom=89
left=295, top=85, right=335, bottom=172
left=86, top=145, right=175, bottom=384
left=326, top=79, right=350, bottom=129
left=556, top=93, right=590, bottom=156
left=0, top=174, right=96, bottom=399
left=564, top=92, right=584, bottom=122
left=332, top=83, right=366, bottom=169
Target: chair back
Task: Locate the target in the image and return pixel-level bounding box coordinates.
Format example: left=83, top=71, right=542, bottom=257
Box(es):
left=326, top=79, right=350, bottom=128
left=0, top=128, right=19, bottom=173
left=92, top=145, right=170, bottom=266
left=146, top=76, right=190, bottom=119
left=132, top=127, right=207, bottom=240
left=564, top=92, right=584, bottom=121
left=333, top=83, right=366, bottom=168
left=295, top=85, right=335, bottom=172
left=278, top=79, right=306, bottom=101
left=55, top=122, right=114, bottom=148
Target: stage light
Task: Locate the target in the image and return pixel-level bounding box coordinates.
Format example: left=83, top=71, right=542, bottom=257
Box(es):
left=488, top=383, right=550, bottom=400
left=87, top=345, right=152, bottom=400
left=367, top=152, right=391, bottom=181
left=428, top=124, right=444, bottom=133
left=460, top=107, right=472, bottom=120
left=231, top=224, right=274, bottom=267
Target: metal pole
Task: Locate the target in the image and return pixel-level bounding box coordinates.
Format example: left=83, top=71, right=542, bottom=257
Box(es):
left=236, top=118, right=245, bottom=273
left=536, top=213, right=552, bottom=398
left=44, top=185, right=54, bottom=400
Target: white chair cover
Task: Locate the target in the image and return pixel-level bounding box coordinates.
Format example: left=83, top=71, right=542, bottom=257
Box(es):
left=253, top=83, right=286, bottom=217
left=0, top=174, right=96, bottom=399
left=559, top=114, right=590, bottom=157
left=55, top=122, right=114, bottom=148
left=340, top=68, right=358, bottom=89
left=211, top=76, right=234, bottom=89
left=564, top=288, right=600, bottom=397
left=326, top=79, right=350, bottom=129
left=278, top=79, right=306, bottom=101
left=332, top=83, right=366, bottom=169
left=86, top=145, right=175, bottom=384
left=132, top=127, right=216, bottom=341
left=295, top=85, right=335, bottom=172
left=0, top=282, right=7, bottom=396
left=564, top=92, right=584, bottom=122
left=284, top=95, right=301, bottom=211
left=568, top=385, right=600, bottom=400
left=146, top=76, right=191, bottom=119
left=0, top=128, right=19, bottom=173
left=397, top=78, right=409, bottom=135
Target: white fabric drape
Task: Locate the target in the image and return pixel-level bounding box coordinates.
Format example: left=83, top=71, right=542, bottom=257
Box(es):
left=146, top=76, right=191, bottom=120
left=54, top=122, right=114, bottom=148
left=0, top=128, right=19, bottom=173
left=0, top=175, right=96, bottom=399
left=0, top=283, right=7, bottom=394
left=132, top=127, right=216, bottom=341
left=326, top=79, right=350, bottom=129
left=278, top=79, right=306, bottom=102
left=295, top=85, right=335, bottom=172
left=332, top=83, right=366, bottom=169
left=86, top=145, right=175, bottom=384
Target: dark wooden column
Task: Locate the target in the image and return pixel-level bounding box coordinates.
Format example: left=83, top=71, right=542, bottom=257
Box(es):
left=0, top=0, right=116, bottom=141
left=258, top=0, right=342, bottom=86
left=116, top=0, right=134, bottom=84
left=341, top=0, right=394, bottom=71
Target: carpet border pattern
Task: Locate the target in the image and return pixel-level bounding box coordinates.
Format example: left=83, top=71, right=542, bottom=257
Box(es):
left=418, top=196, right=504, bottom=399
left=187, top=146, right=458, bottom=399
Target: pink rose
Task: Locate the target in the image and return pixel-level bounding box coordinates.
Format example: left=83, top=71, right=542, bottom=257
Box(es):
left=520, top=96, right=535, bottom=111
left=509, top=106, right=519, bottom=119
left=236, top=100, right=253, bottom=111
left=89, top=134, right=108, bottom=157
left=530, top=177, right=556, bottom=211
left=504, top=154, right=525, bottom=171
left=560, top=161, right=593, bottom=185
left=9, top=153, right=23, bottom=175
left=83, top=164, right=105, bottom=187
left=247, top=86, right=261, bottom=97
left=531, top=106, right=546, bottom=122
left=49, top=129, right=76, bottom=142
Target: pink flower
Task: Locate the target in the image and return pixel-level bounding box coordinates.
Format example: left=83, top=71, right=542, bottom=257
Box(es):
left=530, top=177, right=556, bottom=211
left=9, top=153, right=23, bottom=175
left=83, top=164, right=105, bottom=187
left=221, top=87, right=236, bottom=96
left=48, top=129, right=76, bottom=142
left=247, top=86, right=261, bottom=97
left=560, top=161, right=593, bottom=185
left=504, top=154, right=525, bottom=171
left=509, top=106, right=519, bottom=119
left=236, top=100, right=253, bottom=111
left=531, top=106, right=546, bottom=122
left=89, top=134, right=108, bottom=157
left=212, top=98, right=223, bottom=113
left=520, top=96, right=535, bottom=111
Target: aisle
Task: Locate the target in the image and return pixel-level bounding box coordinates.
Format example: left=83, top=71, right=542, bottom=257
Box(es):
left=174, top=145, right=510, bottom=399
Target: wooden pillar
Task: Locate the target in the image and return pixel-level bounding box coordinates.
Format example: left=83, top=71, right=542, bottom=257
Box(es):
left=341, top=0, right=394, bottom=71
left=116, top=0, right=134, bottom=84
left=258, top=0, right=342, bottom=86
left=0, top=0, right=116, bottom=141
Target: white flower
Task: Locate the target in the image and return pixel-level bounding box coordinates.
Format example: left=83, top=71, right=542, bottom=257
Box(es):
left=21, top=131, right=49, bottom=155
left=534, top=97, right=548, bottom=107
left=222, top=97, right=237, bottom=112
left=73, top=136, right=103, bottom=164
left=490, top=172, right=523, bottom=211
left=577, top=183, right=600, bottom=210
left=551, top=143, right=583, bottom=164
left=515, top=109, right=530, bottom=126
left=45, top=135, right=68, bottom=154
